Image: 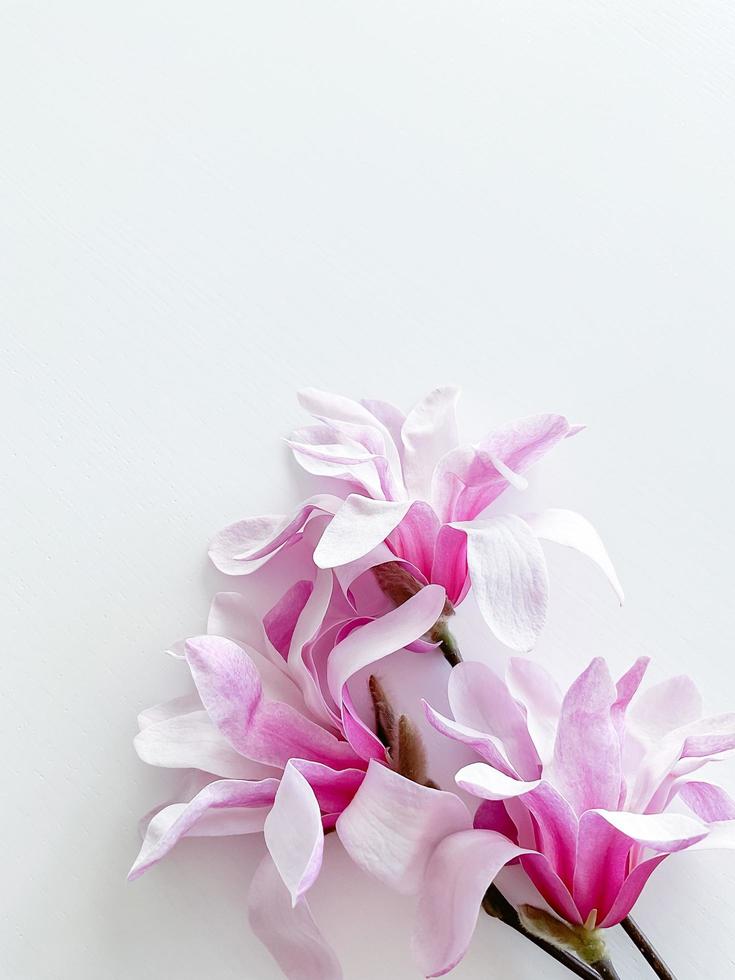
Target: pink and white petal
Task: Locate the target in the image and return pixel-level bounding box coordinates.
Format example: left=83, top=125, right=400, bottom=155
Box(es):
left=248, top=853, right=343, bottom=980
left=128, top=778, right=280, bottom=880
left=680, top=714, right=735, bottom=759
left=454, top=515, right=549, bottom=652
left=473, top=799, right=519, bottom=840
left=506, top=658, right=562, bottom=765
left=612, top=658, right=650, bottom=730
left=449, top=661, right=540, bottom=779
left=521, top=782, right=580, bottom=885
left=360, top=397, right=407, bottom=461
left=264, top=763, right=325, bottom=905
left=336, top=760, right=471, bottom=894
left=209, top=496, right=341, bottom=575
left=523, top=509, right=624, bottom=604
left=207, top=591, right=267, bottom=651
left=422, top=701, right=518, bottom=777
left=341, top=687, right=387, bottom=763
left=627, top=675, right=703, bottom=743
left=326, top=585, right=447, bottom=705
left=413, top=830, right=531, bottom=978
left=314, top=496, right=412, bottom=569
left=134, top=709, right=277, bottom=780
left=521, top=852, right=583, bottom=925
left=551, top=658, right=621, bottom=814
left=677, top=780, right=735, bottom=822
left=456, top=762, right=541, bottom=800
left=137, top=693, right=202, bottom=731
left=185, top=636, right=358, bottom=770
left=400, top=386, right=460, bottom=501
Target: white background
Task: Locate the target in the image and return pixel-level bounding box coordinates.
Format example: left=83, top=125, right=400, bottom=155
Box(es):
left=3, top=2, right=735, bottom=978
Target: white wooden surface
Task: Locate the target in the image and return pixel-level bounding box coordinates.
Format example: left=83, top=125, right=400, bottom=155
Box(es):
left=3, top=2, right=735, bottom=978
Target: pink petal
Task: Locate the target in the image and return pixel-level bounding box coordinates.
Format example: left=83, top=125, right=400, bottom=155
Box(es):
left=248, top=853, right=342, bottom=980
left=678, top=781, right=735, bottom=822
left=473, top=800, right=519, bottom=840
left=264, top=763, right=325, bottom=905
left=455, top=762, right=541, bottom=800
left=400, top=386, right=460, bottom=500
left=449, top=661, right=540, bottom=779
left=341, top=687, right=387, bottom=762
left=431, top=523, right=470, bottom=605
left=128, top=778, right=279, bottom=880
left=598, top=854, right=669, bottom=927
left=422, top=701, right=518, bottom=777
left=185, top=636, right=359, bottom=770
left=387, top=501, right=441, bottom=582
left=505, top=658, right=562, bottom=765
left=288, top=760, right=365, bottom=814
left=135, top=708, right=276, bottom=779
left=523, top=508, right=624, bottom=604
left=264, top=580, right=314, bottom=659
left=413, top=830, right=530, bottom=977
left=455, top=515, right=549, bottom=652
left=209, top=495, right=340, bottom=575
left=336, top=760, right=471, bottom=894
left=551, top=658, right=621, bottom=814
left=314, top=496, right=412, bottom=569
left=627, top=674, right=703, bottom=743
left=326, top=585, right=447, bottom=705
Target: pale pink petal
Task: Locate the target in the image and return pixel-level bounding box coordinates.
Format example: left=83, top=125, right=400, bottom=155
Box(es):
left=627, top=675, right=703, bottom=743
left=505, top=658, right=562, bottom=765
left=128, top=778, right=279, bottom=880
left=678, top=781, right=735, bottom=822
left=413, top=830, right=530, bottom=977
left=326, top=585, right=447, bottom=705
left=454, top=515, right=549, bottom=652
left=264, top=763, right=324, bottom=905
left=264, top=581, right=314, bottom=659
left=680, top=714, right=735, bottom=759
left=134, top=709, right=277, bottom=779
left=433, top=414, right=571, bottom=522
left=456, top=762, right=541, bottom=799
left=336, top=760, right=471, bottom=894
left=551, top=658, right=621, bottom=814
left=209, top=495, right=341, bottom=575
left=449, top=661, right=540, bottom=779
left=523, top=508, right=624, bottom=604
left=400, top=386, right=460, bottom=500
left=185, top=636, right=359, bottom=770
left=207, top=591, right=266, bottom=650
left=248, top=853, right=343, bottom=980
left=314, top=496, right=412, bottom=569
left=137, top=693, right=201, bottom=730
left=422, top=701, right=518, bottom=777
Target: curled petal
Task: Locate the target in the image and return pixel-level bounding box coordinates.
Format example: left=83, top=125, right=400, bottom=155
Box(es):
left=314, top=496, right=412, bottom=569
left=264, top=763, right=324, bottom=905
left=455, top=762, right=541, bottom=800
left=413, top=830, right=530, bottom=977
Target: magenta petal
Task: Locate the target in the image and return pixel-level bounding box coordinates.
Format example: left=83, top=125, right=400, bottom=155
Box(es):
left=598, top=854, right=669, bottom=927
left=551, top=658, right=621, bottom=814
left=474, top=800, right=519, bottom=840
left=264, top=763, right=324, bottom=905
left=186, top=636, right=358, bottom=770
left=288, top=760, right=365, bottom=814
left=456, top=515, right=549, bottom=652
left=413, top=830, right=530, bottom=977
left=128, top=778, right=279, bottom=880
left=336, top=760, right=471, bottom=894
left=264, top=580, right=314, bottom=659
left=387, top=501, right=441, bottom=582
left=431, top=523, right=469, bottom=605
left=248, top=853, right=343, bottom=980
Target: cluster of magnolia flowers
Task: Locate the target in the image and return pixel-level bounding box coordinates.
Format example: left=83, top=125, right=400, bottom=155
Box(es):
left=130, top=387, right=735, bottom=980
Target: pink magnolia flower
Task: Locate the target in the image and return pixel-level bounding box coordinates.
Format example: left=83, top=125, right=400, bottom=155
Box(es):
left=210, top=387, right=622, bottom=652
left=130, top=562, right=453, bottom=979
left=396, top=656, right=735, bottom=976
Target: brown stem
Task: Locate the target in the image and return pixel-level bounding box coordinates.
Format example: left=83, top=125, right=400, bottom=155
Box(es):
left=482, top=885, right=602, bottom=980
left=621, top=917, right=677, bottom=980
left=436, top=626, right=462, bottom=667
left=592, top=957, right=622, bottom=980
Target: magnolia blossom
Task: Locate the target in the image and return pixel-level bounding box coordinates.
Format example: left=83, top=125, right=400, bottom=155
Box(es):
left=209, top=387, right=622, bottom=652
left=396, top=657, right=735, bottom=976
left=130, top=560, right=455, bottom=979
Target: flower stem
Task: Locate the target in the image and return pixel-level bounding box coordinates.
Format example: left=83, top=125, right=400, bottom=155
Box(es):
left=435, top=625, right=462, bottom=667
left=482, top=885, right=602, bottom=980
left=621, top=916, right=677, bottom=980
